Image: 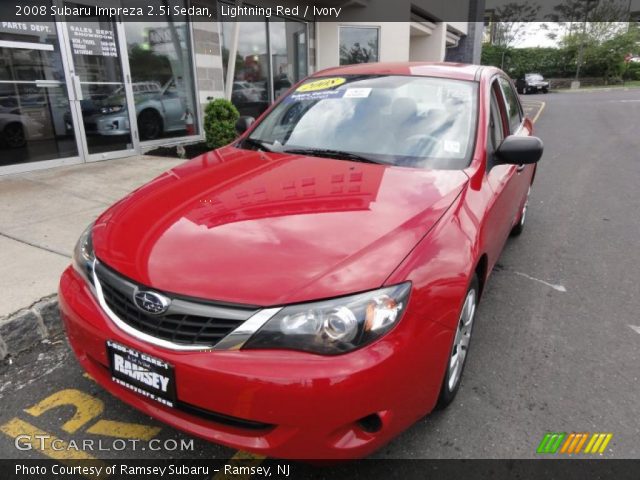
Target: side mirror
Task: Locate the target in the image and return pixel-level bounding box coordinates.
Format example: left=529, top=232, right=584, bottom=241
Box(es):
left=235, top=116, right=255, bottom=135
left=495, top=135, right=543, bottom=166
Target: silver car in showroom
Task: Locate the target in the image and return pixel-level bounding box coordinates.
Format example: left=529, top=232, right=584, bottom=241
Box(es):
left=70, top=79, right=189, bottom=140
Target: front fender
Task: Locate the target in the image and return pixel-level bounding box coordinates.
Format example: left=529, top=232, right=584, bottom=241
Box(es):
left=385, top=184, right=481, bottom=333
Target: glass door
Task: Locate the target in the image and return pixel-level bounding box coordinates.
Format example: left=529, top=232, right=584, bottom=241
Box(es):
left=0, top=17, right=82, bottom=174
left=57, top=0, right=137, bottom=161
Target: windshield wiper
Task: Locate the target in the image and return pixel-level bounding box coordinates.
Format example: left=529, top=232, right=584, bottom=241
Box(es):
left=242, top=137, right=273, bottom=152
left=282, top=148, right=384, bottom=165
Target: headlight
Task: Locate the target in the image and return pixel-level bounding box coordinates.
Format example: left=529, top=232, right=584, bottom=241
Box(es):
left=72, top=223, right=95, bottom=286
left=243, top=283, right=411, bottom=355
left=100, top=105, right=124, bottom=114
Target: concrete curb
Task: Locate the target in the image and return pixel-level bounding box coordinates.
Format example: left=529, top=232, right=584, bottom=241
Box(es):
left=0, top=294, right=60, bottom=360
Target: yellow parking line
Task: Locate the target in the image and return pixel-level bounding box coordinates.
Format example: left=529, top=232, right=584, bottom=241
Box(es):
left=531, top=101, right=546, bottom=124
left=86, top=419, right=161, bottom=441
left=24, top=389, right=104, bottom=434
left=213, top=450, right=267, bottom=480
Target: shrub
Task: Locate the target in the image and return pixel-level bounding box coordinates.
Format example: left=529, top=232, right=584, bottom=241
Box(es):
left=625, top=62, right=640, bottom=81
left=204, top=98, right=239, bottom=149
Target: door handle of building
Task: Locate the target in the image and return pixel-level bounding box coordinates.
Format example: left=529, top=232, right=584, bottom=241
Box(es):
left=72, top=75, right=83, bottom=102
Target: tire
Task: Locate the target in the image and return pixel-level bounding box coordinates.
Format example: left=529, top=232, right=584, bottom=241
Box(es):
left=510, top=186, right=531, bottom=237
left=138, top=109, right=163, bottom=140
left=436, top=275, right=479, bottom=409
left=542, top=88, right=549, bottom=94
left=3, top=122, right=26, bottom=148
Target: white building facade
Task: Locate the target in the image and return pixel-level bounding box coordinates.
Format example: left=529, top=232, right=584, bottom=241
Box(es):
left=0, top=0, right=479, bottom=175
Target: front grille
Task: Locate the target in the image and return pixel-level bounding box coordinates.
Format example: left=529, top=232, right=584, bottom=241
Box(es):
left=95, top=261, right=258, bottom=347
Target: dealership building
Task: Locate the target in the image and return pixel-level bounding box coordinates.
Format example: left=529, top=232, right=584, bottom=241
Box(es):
left=0, top=0, right=481, bottom=175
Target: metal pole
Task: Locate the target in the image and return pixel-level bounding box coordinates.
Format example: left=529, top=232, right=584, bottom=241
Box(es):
left=225, top=0, right=243, bottom=100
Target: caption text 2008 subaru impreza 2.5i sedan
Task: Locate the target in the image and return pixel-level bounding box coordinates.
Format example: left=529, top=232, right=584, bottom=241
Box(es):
left=59, top=62, right=542, bottom=459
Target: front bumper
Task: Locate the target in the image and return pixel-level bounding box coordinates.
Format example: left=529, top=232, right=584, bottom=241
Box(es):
left=83, top=113, right=131, bottom=136
left=59, top=267, right=453, bottom=459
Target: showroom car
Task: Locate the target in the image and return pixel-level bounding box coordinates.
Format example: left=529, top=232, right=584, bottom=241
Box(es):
left=65, top=79, right=190, bottom=141
left=59, top=62, right=543, bottom=459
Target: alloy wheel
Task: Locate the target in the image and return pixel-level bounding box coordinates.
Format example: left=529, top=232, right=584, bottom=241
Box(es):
left=447, top=288, right=477, bottom=391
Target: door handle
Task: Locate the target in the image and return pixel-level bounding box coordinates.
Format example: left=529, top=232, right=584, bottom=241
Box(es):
left=516, top=164, right=526, bottom=173
left=72, top=75, right=83, bottom=101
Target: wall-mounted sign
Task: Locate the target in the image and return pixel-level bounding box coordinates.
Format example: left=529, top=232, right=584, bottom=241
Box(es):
left=67, top=24, right=117, bottom=57
left=0, top=21, right=54, bottom=36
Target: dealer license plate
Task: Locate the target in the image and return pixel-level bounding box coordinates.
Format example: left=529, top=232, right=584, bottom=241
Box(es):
left=107, top=340, right=176, bottom=407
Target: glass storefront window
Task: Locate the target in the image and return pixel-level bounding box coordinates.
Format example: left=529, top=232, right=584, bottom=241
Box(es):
left=269, top=20, right=307, bottom=100
left=220, top=3, right=309, bottom=117
left=123, top=0, right=199, bottom=141
left=65, top=4, right=134, bottom=155
left=221, top=18, right=270, bottom=118
left=0, top=19, right=78, bottom=167
left=339, top=26, right=379, bottom=65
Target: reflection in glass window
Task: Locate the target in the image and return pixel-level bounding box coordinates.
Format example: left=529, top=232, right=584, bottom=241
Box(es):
left=269, top=20, right=307, bottom=99
left=498, top=77, right=522, bottom=133
left=123, top=0, right=199, bottom=141
left=339, top=27, right=379, bottom=65
left=220, top=5, right=309, bottom=117
left=0, top=19, right=78, bottom=167
left=221, top=19, right=270, bottom=118
left=65, top=11, right=133, bottom=155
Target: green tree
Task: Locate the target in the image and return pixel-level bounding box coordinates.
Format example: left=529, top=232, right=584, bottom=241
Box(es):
left=491, top=2, right=542, bottom=47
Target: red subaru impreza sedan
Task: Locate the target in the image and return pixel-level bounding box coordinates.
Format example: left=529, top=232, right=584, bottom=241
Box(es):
left=59, top=63, right=542, bottom=459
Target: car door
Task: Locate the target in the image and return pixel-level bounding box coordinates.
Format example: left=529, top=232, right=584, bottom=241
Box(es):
left=484, top=78, right=523, bottom=262
left=498, top=76, right=534, bottom=217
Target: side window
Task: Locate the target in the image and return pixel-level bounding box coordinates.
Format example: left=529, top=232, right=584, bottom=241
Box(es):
left=488, top=86, right=505, bottom=151
left=498, top=77, right=522, bottom=133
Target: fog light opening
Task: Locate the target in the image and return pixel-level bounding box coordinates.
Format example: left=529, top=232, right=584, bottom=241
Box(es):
left=357, top=413, right=383, bottom=434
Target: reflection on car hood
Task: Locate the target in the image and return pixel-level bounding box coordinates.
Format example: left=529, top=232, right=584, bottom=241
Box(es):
left=93, top=147, right=468, bottom=305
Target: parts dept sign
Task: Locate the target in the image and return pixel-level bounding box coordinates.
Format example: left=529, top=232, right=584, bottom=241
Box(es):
left=0, top=21, right=55, bottom=36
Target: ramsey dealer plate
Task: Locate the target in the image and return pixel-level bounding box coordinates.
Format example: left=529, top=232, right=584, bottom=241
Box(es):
left=107, top=340, right=177, bottom=407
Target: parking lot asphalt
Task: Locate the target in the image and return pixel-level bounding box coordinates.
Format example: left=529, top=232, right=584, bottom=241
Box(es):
left=1, top=88, right=639, bottom=464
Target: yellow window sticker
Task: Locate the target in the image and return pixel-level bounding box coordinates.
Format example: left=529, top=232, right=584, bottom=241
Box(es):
left=297, top=77, right=346, bottom=93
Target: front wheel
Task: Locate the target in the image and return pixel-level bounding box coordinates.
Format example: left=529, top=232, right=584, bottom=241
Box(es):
left=138, top=110, right=163, bottom=140
left=436, top=275, right=479, bottom=409
left=3, top=122, right=26, bottom=148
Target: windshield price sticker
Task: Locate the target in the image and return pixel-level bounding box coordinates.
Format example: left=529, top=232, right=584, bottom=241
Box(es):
left=343, top=88, right=372, bottom=98
left=297, top=77, right=346, bottom=93
left=288, top=90, right=346, bottom=103
left=444, top=140, right=462, bottom=154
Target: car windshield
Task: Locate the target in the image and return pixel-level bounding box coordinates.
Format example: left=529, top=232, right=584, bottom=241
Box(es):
left=247, top=75, right=478, bottom=170
left=526, top=74, right=544, bottom=81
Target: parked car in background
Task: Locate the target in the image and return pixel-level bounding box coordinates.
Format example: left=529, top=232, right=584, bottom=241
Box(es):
left=232, top=81, right=266, bottom=103
left=516, top=73, right=550, bottom=94
left=60, top=63, right=543, bottom=459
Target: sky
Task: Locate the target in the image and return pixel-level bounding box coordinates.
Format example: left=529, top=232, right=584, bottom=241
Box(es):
left=511, top=22, right=632, bottom=48
left=514, top=23, right=562, bottom=47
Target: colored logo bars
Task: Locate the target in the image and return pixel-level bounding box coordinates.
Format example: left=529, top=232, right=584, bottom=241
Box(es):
left=537, top=432, right=613, bottom=454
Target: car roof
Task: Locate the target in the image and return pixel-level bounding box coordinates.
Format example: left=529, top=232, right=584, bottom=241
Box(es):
left=311, top=62, right=486, bottom=82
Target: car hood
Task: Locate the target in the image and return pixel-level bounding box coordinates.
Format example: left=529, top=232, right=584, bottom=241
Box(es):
left=93, top=147, right=468, bottom=306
